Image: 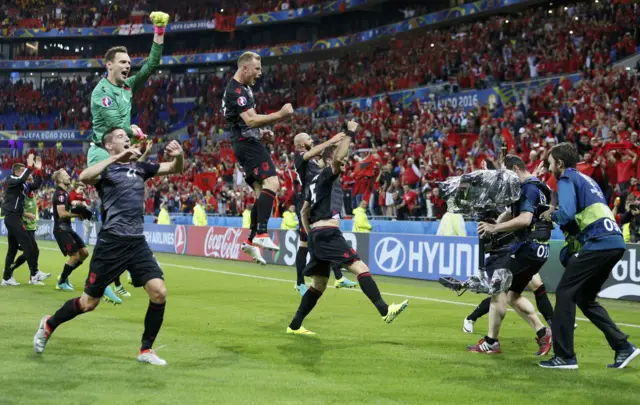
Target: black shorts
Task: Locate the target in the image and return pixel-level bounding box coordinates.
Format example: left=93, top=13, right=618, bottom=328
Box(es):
left=84, top=232, right=164, bottom=298
left=232, top=139, right=277, bottom=186
left=54, top=227, right=86, bottom=256
left=485, top=244, right=548, bottom=294
left=303, top=227, right=359, bottom=277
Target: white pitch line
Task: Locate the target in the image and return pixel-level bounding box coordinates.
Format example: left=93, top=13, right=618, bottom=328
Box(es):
left=5, top=243, right=640, bottom=329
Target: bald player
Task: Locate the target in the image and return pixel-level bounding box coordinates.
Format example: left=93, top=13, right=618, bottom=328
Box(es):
left=292, top=132, right=356, bottom=296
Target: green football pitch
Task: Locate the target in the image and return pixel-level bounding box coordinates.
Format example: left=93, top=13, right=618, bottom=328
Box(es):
left=1, top=239, right=639, bottom=405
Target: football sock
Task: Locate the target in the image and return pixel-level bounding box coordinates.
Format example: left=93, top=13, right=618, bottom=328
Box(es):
left=536, top=327, right=547, bottom=339
left=534, top=284, right=554, bottom=325
left=295, top=247, right=307, bottom=285
left=47, top=297, right=84, bottom=332
left=59, top=261, right=82, bottom=285
left=141, top=301, right=166, bottom=351
left=248, top=203, right=258, bottom=243
left=256, top=189, right=275, bottom=234
left=467, top=297, right=491, bottom=322
left=289, top=287, right=322, bottom=330
left=357, top=272, right=388, bottom=316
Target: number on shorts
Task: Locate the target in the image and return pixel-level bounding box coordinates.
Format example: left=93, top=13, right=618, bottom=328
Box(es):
left=536, top=244, right=549, bottom=259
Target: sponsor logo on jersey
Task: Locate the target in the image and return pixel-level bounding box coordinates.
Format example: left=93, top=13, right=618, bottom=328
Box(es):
left=101, top=96, right=113, bottom=107
left=237, top=96, right=247, bottom=107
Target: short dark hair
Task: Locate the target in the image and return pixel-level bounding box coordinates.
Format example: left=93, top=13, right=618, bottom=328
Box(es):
left=12, top=163, right=24, bottom=174
left=550, top=142, right=579, bottom=169
left=103, top=127, right=122, bottom=146
left=503, top=154, right=526, bottom=171
left=105, top=46, right=128, bottom=63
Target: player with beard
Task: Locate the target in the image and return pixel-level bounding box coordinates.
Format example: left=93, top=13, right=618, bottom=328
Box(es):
left=223, top=52, right=295, bottom=263
left=292, top=130, right=357, bottom=296
left=286, top=121, right=408, bottom=335
left=34, top=128, right=184, bottom=365
left=51, top=169, right=92, bottom=294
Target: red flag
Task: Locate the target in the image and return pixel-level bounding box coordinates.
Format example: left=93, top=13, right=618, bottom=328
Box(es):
left=501, top=127, right=515, bottom=152
left=576, top=161, right=595, bottom=177
left=215, top=13, right=237, bottom=32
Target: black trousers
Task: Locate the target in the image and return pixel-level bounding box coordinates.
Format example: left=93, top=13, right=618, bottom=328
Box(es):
left=552, top=248, right=629, bottom=358
left=4, top=214, right=39, bottom=278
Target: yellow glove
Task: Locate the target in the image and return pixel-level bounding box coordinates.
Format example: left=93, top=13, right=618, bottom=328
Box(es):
left=150, top=11, right=170, bottom=28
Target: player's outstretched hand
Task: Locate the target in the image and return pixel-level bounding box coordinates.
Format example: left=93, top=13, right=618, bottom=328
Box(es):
left=26, top=153, right=35, bottom=167
left=330, top=132, right=346, bottom=145
left=34, top=156, right=42, bottom=170
left=150, top=11, right=170, bottom=27
left=279, top=103, right=294, bottom=118
left=165, top=140, right=184, bottom=157
left=347, top=120, right=358, bottom=132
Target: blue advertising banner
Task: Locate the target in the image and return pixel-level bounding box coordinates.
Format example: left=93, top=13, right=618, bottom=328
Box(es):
left=142, top=223, right=187, bottom=254
left=0, top=130, right=92, bottom=141
left=368, top=233, right=481, bottom=281
left=0, top=0, right=541, bottom=69
left=315, top=73, right=582, bottom=117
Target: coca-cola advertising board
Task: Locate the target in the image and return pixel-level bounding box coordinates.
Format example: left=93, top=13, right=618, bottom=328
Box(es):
left=186, top=226, right=255, bottom=262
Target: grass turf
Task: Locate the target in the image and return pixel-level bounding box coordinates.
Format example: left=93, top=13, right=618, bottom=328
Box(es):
left=0, top=239, right=639, bottom=405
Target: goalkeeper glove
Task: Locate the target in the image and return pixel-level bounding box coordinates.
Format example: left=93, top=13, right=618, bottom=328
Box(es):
left=150, top=11, right=170, bottom=34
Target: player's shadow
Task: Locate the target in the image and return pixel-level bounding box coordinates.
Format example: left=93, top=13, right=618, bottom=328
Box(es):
left=277, top=337, right=325, bottom=372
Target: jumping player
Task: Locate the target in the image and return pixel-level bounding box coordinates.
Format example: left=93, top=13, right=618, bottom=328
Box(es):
left=292, top=131, right=356, bottom=296
left=223, top=51, right=295, bottom=262
left=1, top=154, right=50, bottom=286
left=34, top=128, right=184, bottom=365
left=466, top=155, right=552, bottom=355
left=88, top=10, right=169, bottom=167
left=286, top=121, right=408, bottom=335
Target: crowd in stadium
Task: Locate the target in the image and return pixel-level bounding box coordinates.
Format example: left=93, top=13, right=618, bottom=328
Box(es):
left=1, top=0, right=322, bottom=31
left=2, top=0, right=640, bottom=224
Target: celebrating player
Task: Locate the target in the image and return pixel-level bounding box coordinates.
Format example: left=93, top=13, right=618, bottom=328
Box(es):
left=466, top=155, right=552, bottom=355
left=34, top=128, right=184, bottom=365
left=286, top=121, right=408, bottom=335
left=223, top=51, right=295, bottom=262
left=539, top=143, right=639, bottom=369
left=51, top=169, right=94, bottom=295
left=2, top=167, right=43, bottom=285
left=292, top=131, right=356, bottom=295
left=1, top=155, right=50, bottom=286
left=88, top=11, right=169, bottom=167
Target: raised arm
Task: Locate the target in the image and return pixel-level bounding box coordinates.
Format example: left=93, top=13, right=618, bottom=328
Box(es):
left=303, top=132, right=345, bottom=161
left=240, top=104, right=294, bottom=129
left=125, top=11, right=169, bottom=93
left=156, top=140, right=185, bottom=176
left=79, top=149, right=140, bottom=185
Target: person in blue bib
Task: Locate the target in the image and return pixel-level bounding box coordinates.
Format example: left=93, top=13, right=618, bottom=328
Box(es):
left=540, top=142, right=639, bottom=370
